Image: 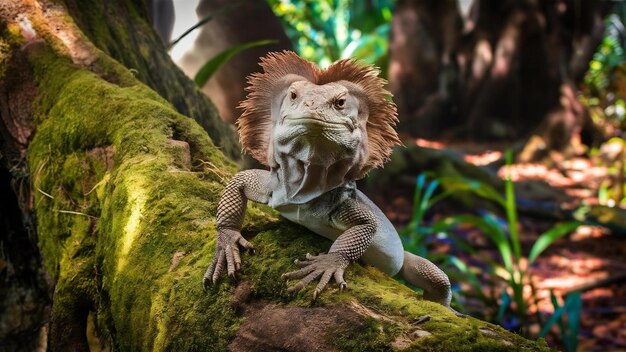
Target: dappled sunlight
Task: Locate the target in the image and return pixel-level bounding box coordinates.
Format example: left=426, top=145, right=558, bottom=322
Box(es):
left=491, top=23, right=516, bottom=78
left=463, top=150, right=502, bottom=166
left=415, top=138, right=445, bottom=149
left=117, top=177, right=148, bottom=274
left=499, top=163, right=577, bottom=187
left=3, top=0, right=623, bottom=349
left=471, top=39, right=493, bottom=80
left=530, top=225, right=623, bottom=291
left=497, top=158, right=612, bottom=207
left=535, top=255, right=612, bottom=290
left=569, top=225, right=611, bottom=241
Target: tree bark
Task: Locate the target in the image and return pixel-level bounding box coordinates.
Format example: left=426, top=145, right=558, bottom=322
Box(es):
left=390, top=0, right=610, bottom=156
left=0, top=1, right=551, bottom=350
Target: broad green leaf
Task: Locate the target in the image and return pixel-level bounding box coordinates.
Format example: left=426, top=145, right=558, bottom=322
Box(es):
left=482, top=214, right=514, bottom=272
left=408, top=174, right=440, bottom=231
left=437, top=176, right=506, bottom=206
left=511, top=279, right=526, bottom=316
left=528, top=222, right=580, bottom=265
left=554, top=290, right=568, bottom=338
left=194, top=39, right=277, bottom=87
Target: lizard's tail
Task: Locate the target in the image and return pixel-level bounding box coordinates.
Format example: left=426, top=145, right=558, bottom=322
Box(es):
left=400, top=251, right=452, bottom=307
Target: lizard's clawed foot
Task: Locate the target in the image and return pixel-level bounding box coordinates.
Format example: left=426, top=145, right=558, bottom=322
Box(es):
left=203, top=231, right=254, bottom=291
left=282, top=252, right=349, bottom=299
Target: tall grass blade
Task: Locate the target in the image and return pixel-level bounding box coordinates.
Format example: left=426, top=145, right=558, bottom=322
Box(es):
left=504, top=149, right=522, bottom=261
left=565, top=292, right=582, bottom=352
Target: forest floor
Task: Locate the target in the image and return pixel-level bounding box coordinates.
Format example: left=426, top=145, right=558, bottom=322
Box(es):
left=365, top=139, right=626, bottom=352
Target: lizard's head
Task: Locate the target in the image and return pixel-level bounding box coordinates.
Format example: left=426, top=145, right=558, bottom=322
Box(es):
left=238, top=51, right=401, bottom=180
left=274, top=80, right=364, bottom=168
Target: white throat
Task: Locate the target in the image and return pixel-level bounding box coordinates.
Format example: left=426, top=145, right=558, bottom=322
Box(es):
left=267, top=136, right=363, bottom=207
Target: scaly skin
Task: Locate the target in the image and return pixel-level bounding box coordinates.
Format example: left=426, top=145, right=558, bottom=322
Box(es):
left=203, top=51, right=457, bottom=312
left=203, top=170, right=270, bottom=283
left=281, top=197, right=377, bottom=299
left=203, top=174, right=378, bottom=298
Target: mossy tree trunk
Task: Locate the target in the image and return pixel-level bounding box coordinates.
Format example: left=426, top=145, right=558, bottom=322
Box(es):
left=0, top=1, right=551, bottom=351
left=62, top=0, right=240, bottom=160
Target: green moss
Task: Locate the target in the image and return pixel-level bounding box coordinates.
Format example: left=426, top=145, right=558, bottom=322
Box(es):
left=27, top=48, right=238, bottom=349
left=0, top=22, right=24, bottom=79
left=238, top=225, right=552, bottom=351
left=60, top=0, right=241, bottom=160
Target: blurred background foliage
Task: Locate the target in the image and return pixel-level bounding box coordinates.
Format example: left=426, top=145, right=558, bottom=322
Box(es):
left=582, top=1, right=626, bottom=131
left=581, top=1, right=626, bottom=208
left=267, top=0, right=393, bottom=74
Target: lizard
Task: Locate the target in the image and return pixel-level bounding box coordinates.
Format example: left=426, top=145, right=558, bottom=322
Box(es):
left=203, top=51, right=455, bottom=310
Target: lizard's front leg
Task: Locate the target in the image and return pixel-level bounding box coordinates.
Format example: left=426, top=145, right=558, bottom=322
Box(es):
left=203, top=169, right=271, bottom=290
left=282, top=198, right=377, bottom=299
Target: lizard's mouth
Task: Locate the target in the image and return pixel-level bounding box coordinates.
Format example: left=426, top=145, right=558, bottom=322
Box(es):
left=283, top=116, right=355, bottom=132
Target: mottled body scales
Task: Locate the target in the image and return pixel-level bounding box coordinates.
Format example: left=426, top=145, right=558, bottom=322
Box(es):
left=203, top=51, right=455, bottom=310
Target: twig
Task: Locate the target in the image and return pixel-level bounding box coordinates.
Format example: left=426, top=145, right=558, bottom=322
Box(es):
left=55, top=209, right=98, bottom=219
left=84, top=176, right=109, bottom=196
left=410, top=315, right=431, bottom=326
left=36, top=187, right=53, bottom=199
left=197, top=159, right=229, bottom=184
left=168, top=1, right=244, bottom=49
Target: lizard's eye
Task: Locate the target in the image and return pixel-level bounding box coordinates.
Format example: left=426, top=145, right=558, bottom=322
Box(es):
left=334, top=98, right=346, bottom=110
left=290, top=91, right=297, bottom=100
